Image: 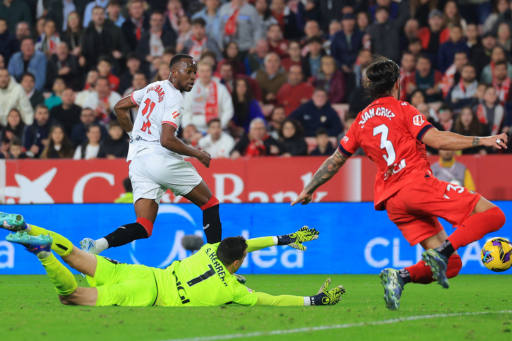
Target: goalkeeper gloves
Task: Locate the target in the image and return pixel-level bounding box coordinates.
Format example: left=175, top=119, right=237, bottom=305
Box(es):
left=277, top=226, right=319, bottom=251
left=309, top=278, right=345, bottom=306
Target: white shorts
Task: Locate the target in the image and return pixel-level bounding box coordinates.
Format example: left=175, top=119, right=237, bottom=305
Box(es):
left=129, top=152, right=202, bottom=204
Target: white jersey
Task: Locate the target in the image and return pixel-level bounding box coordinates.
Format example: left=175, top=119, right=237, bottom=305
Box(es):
left=128, top=80, right=184, bottom=161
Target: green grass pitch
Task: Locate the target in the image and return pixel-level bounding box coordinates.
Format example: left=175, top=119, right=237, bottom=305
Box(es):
left=1, top=274, right=511, bottom=341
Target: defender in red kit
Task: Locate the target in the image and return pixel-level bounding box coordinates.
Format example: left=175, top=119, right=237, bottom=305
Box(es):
left=292, top=58, right=508, bottom=310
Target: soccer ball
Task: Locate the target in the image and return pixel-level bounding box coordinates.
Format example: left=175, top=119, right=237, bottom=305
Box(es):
left=481, top=237, right=512, bottom=272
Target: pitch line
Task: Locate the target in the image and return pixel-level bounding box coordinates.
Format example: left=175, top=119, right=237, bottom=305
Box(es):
left=163, top=310, right=512, bottom=341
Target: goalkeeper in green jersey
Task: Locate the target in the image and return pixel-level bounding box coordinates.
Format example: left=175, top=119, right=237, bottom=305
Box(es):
left=1, top=212, right=345, bottom=307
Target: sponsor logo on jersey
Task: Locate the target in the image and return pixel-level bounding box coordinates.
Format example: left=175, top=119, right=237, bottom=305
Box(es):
left=172, top=111, right=179, bottom=119
left=205, top=247, right=228, bottom=287
left=172, top=270, right=191, bottom=304
left=413, top=114, right=425, bottom=126
left=359, top=107, right=395, bottom=126
left=342, top=136, right=349, bottom=143
left=146, top=84, right=166, bottom=103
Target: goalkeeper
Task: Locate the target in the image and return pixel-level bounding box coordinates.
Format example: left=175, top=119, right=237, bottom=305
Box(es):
left=1, top=212, right=345, bottom=307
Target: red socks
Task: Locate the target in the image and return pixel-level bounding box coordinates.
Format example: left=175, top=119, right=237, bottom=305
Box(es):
left=136, top=217, right=154, bottom=237
left=200, top=196, right=219, bottom=211
left=448, top=207, right=506, bottom=250
left=406, top=254, right=462, bottom=284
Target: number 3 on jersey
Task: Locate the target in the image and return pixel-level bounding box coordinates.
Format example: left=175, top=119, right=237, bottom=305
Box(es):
left=373, top=124, right=396, bottom=166
left=141, top=98, right=155, bottom=134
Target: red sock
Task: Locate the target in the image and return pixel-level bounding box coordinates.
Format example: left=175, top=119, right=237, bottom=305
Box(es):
left=136, top=217, right=154, bottom=237
left=448, top=207, right=506, bottom=250
left=200, top=196, right=219, bottom=211
left=405, top=254, right=462, bottom=284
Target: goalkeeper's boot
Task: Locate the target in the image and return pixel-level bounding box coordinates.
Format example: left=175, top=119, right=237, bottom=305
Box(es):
left=0, top=212, right=28, bottom=231
left=380, top=268, right=405, bottom=311
left=234, top=274, right=247, bottom=284
left=6, top=232, right=52, bottom=255
left=422, top=249, right=449, bottom=289
left=80, top=238, right=100, bottom=255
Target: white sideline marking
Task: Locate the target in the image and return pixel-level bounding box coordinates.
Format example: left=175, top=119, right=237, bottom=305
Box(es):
left=163, top=310, right=512, bottom=341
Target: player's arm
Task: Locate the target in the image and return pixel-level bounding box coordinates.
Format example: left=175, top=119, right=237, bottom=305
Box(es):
left=422, top=128, right=508, bottom=151
left=291, top=149, right=349, bottom=206
left=114, top=96, right=137, bottom=134
left=160, top=123, right=211, bottom=167
left=246, top=226, right=319, bottom=253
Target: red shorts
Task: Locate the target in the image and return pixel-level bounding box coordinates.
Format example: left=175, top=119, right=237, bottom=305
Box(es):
left=385, top=176, right=481, bottom=246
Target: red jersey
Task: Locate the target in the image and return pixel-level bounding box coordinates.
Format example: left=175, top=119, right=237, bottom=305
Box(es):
left=339, top=96, right=434, bottom=210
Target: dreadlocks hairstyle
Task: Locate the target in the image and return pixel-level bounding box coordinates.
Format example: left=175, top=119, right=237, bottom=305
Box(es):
left=363, top=57, right=401, bottom=100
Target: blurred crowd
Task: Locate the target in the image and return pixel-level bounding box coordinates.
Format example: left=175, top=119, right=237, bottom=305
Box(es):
left=1, top=0, right=512, bottom=161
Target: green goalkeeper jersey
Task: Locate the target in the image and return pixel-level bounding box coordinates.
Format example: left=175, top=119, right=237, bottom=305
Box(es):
left=152, top=243, right=259, bottom=307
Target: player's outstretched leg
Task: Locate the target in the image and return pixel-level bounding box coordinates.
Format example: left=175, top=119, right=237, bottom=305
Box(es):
left=379, top=268, right=405, bottom=310
left=184, top=181, right=222, bottom=244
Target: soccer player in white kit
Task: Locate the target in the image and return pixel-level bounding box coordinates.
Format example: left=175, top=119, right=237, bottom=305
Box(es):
left=80, top=54, right=223, bottom=254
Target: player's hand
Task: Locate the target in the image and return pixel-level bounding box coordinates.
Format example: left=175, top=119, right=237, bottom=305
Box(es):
left=312, top=278, right=345, bottom=306
left=481, top=133, right=508, bottom=149
left=196, top=150, right=211, bottom=168
left=291, top=189, right=312, bottom=206
left=280, top=226, right=319, bottom=251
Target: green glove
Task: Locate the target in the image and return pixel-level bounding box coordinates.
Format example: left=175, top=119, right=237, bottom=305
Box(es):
left=277, top=226, right=320, bottom=251
left=310, top=278, right=346, bottom=306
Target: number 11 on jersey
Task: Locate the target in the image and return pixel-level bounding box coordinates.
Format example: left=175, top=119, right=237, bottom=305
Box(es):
left=141, top=98, right=156, bottom=134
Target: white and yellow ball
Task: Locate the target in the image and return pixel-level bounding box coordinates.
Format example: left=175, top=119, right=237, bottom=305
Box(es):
left=481, top=237, right=512, bottom=272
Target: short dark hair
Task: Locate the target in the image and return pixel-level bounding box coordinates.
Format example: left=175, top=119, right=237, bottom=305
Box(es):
left=21, top=72, right=35, bottom=82
left=164, top=46, right=176, bottom=55
left=217, top=236, right=247, bottom=266
left=408, top=37, right=421, bottom=45
left=10, top=136, right=22, bottom=147
left=20, top=37, right=34, bottom=45
left=98, top=56, right=112, bottom=65
left=363, top=57, right=400, bottom=99
left=494, top=60, right=508, bottom=68
left=108, top=120, right=121, bottom=129
left=96, top=76, right=110, bottom=86
left=170, top=53, right=194, bottom=68
left=126, top=52, right=140, bottom=62
left=134, top=70, right=147, bottom=79
left=439, top=104, right=452, bottom=113
left=35, top=104, right=49, bottom=112
left=462, top=63, right=476, bottom=72
left=92, top=5, right=105, bottom=12
left=307, top=36, right=323, bottom=45
left=313, top=87, right=328, bottom=95
left=87, top=123, right=101, bottom=133
left=200, top=50, right=217, bottom=61
left=418, top=54, right=431, bottom=62
left=375, top=5, right=390, bottom=14
left=267, top=23, right=281, bottom=32
left=191, top=17, right=206, bottom=27
left=316, top=128, right=328, bottom=137
left=207, top=118, right=221, bottom=127
left=107, top=0, right=121, bottom=7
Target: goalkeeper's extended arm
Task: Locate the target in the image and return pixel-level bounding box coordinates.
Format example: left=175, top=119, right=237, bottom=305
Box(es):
left=246, top=226, right=320, bottom=253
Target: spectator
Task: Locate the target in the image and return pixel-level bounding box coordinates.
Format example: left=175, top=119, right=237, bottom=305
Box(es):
left=452, top=106, right=487, bottom=155
left=73, top=123, right=102, bottom=159
left=267, top=105, right=286, bottom=139
left=369, top=0, right=399, bottom=21
left=253, top=52, right=287, bottom=104
left=182, top=62, right=233, bottom=133
left=437, top=25, right=469, bottom=73
left=0, top=68, right=33, bottom=126
left=0, top=19, right=17, bottom=63
left=300, top=20, right=322, bottom=57
left=8, top=37, right=47, bottom=91
left=218, top=0, right=261, bottom=60
left=472, top=32, right=496, bottom=77
left=289, top=88, right=343, bottom=137
left=476, top=85, right=505, bottom=135
left=276, top=64, right=314, bottom=115
left=181, top=124, right=203, bottom=147
left=442, top=1, right=466, bottom=31
left=45, top=42, right=80, bottom=90
left=410, top=0, right=435, bottom=28
left=7, top=137, right=27, bottom=159
left=106, top=0, right=125, bottom=27
left=81, top=6, right=129, bottom=71
left=270, top=0, right=301, bottom=40
left=356, top=11, right=371, bottom=32
left=219, top=62, right=235, bottom=92
left=192, top=0, right=222, bottom=42
left=323, top=20, right=342, bottom=56
left=119, top=53, right=142, bottom=95
left=96, top=57, right=120, bottom=92
left=400, top=19, right=421, bottom=53
left=440, top=51, right=468, bottom=98
left=23, top=104, right=53, bottom=158
left=98, top=120, right=128, bottom=159
left=245, top=39, right=268, bottom=75
left=40, top=124, right=74, bottom=159
left=492, top=0, right=512, bottom=35
left=281, top=40, right=302, bottom=72
left=152, top=62, right=171, bottom=82
left=164, top=0, right=185, bottom=36
left=14, top=22, right=31, bottom=49
left=44, top=77, right=65, bottom=110
left=367, top=6, right=404, bottom=63
left=198, top=118, right=236, bottom=159
left=230, top=77, right=264, bottom=135
left=438, top=104, right=455, bottom=131
left=465, top=23, right=481, bottom=56
left=114, top=177, right=133, bottom=203
left=20, top=72, right=44, bottom=110
left=310, top=128, right=335, bottom=156
left=431, top=149, right=476, bottom=190
left=75, top=70, right=98, bottom=108
left=0, top=0, right=32, bottom=35
left=484, top=0, right=509, bottom=35
left=400, top=51, right=416, bottom=101
left=176, top=15, right=193, bottom=53
left=266, top=24, right=288, bottom=59
left=278, top=118, right=307, bottom=157
left=254, top=0, right=278, bottom=39
left=70, top=107, right=107, bottom=146
left=83, top=0, right=110, bottom=28
left=230, top=117, right=281, bottom=159
left=35, top=20, right=63, bottom=58
left=1, top=109, right=25, bottom=143
left=318, top=0, right=343, bottom=30
left=182, top=17, right=221, bottom=62
left=416, top=102, right=443, bottom=131
left=417, top=10, right=448, bottom=58
left=50, top=88, right=81, bottom=136
left=446, top=63, right=479, bottom=111
left=84, top=77, right=122, bottom=123
left=36, top=18, right=46, bottom=41
left=331, top=13, right=364, bottom=74
left=137, top=12, right=176, bottom=69
left=311, top=56, right=345, bottom=104
left=491, top=60, right=512, bottom=105
left=217, top=41, right=246, bottom=75
left=302, top=36, right=325, bottom=79
left=407, top=37, right=423, bottom=59
left=353, top=49, right=373, bottom=88
left=64, top=11, right=83, bottom=57
left=123, top=71, right=147, bottom=121
left=481, top=46, right=512, bottom=84
left=407, top=55, right=443, bottom=103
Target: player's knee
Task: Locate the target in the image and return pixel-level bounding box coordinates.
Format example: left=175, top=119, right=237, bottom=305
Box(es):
left=136, top=218, right=154, bottom=237
left=488, top=207, right=506, bottom=233
left=447, top=254, right=462, bottom=279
